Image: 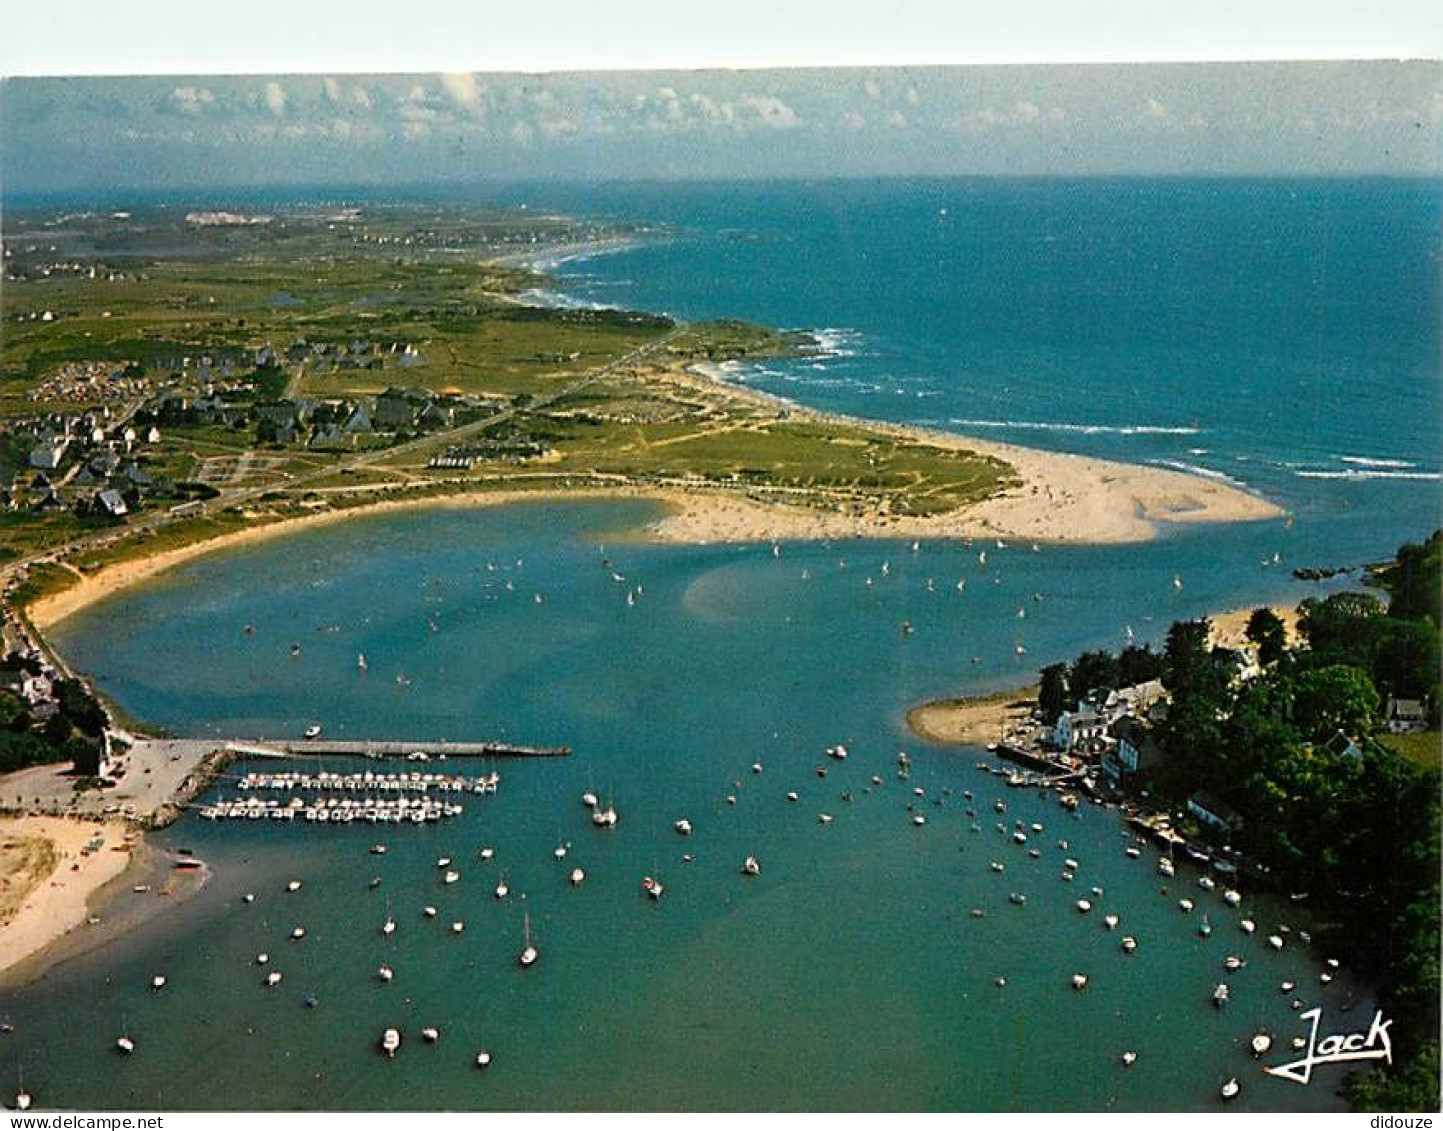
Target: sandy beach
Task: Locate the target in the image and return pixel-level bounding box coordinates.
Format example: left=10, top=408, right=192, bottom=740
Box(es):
left=27, top=422, right=1281, bottom=632
left=0, top=815, right=134, bottom=979
left=907, top=685, right=1040, bottom=747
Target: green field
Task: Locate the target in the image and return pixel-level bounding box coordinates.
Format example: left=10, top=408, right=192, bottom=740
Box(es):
left=1, top=203, right=1017, bottom=594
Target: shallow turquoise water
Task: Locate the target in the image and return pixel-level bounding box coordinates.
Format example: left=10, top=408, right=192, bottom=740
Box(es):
left=4, top=176, right=1436, bottom=1110
left=3, top=501, right=1367, bottom=1111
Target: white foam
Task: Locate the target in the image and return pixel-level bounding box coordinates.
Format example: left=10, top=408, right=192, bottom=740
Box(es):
left=1148, top=459, right=1246, bottom=486
left=1337, top=455, right=1418, bottom=470
left=1295, top=469, right=1440, bottom=482
left=949, top=418, right=1202, bottom=437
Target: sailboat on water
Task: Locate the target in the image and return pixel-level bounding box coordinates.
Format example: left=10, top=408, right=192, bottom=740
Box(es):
left=518, top=914, right=538, bottom=968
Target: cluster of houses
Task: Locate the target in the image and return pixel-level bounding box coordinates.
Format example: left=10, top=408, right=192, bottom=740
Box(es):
left=27, top=360, right=152, bottom=405
left=9, top=409, right=167, bottom=520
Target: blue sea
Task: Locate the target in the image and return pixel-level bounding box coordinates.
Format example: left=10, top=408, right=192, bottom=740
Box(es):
left=3, top=177, right=1439, bottom=1112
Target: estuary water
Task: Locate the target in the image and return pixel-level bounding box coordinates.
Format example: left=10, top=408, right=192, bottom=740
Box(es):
left=3, top=177, right=1438, bottom=1111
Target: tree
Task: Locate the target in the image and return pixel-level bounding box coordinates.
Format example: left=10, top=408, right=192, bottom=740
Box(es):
left=1377, top=531, right=1441, bottom=626
left=1293, top=665, right=1381, bottom=741
left=1038, top=663, right=1068, bottom=725
left=1069, top=650, right=1120, bottom=701
left=1117, top=644, right=1163, bottom=686
left=1245, top=608, right=1288, bottom=666
left=1162, top=619, right=1222, bottom=698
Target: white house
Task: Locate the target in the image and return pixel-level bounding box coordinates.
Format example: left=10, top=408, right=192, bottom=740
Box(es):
left=1386, top=697, right=1427, bottom=734
left=1054, top=708, right=1107, bottom=752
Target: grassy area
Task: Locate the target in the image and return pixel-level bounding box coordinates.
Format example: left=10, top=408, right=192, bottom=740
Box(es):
left=0, top=835, right=58, bottom=925
left=1379, top=730, right=1442, bottom=773
left=2, top=201, right=1021, bottom=605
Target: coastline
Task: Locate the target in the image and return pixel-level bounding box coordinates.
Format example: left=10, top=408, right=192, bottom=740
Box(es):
left=0, top=815, right=136, bottom=982
left=26, top=414, right=1282, bottom=634
left=905, top=603, right=1302, bottom=748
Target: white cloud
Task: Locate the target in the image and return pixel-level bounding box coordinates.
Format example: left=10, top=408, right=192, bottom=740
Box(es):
left=172, top=86, right=214, bottom=114
left=864, top=78, right=882, bottom=100
left=888, top=110, right=907, bottom=127
left=841, top=110, right=866, bottom=130
left=323, top=77, right=342, bottom=103
left=905, top=87, right=920, bottom=107
left=264, top=81, right=288, bottom=117
left=739, top=94, right=800, bottom=129
left=1014, top=100, right=1041, bottom=122
left=442, top=72, right=483, bottom=110
left=510, top=121, right=534, bottom=145
left=1143, top=97, right=1169, bottom=120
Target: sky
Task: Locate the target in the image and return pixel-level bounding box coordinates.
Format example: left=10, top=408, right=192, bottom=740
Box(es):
left=2, top=62, right=1439, bottom=195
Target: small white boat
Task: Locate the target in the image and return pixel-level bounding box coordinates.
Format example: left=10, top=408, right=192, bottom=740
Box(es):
left=381, top=1028, right=401, bottom=1058
left=256, top=953, right=269, bottom=965
left=913, top=815, right=926, bottom=827
left=286, top=880, right=302, bottom=892
left=358, top=654, right=367, bottom=672
left=786, top=792, right=799, bottom=802
left=1009, top=893, right=1027, bottom=905
left=151, top=975, right=167, bottom=990
left=437, top=857, right=452, bottom=868
left=674, top=819, right=693, bottom=836
left=303, top=725, right=322, bottom=740
left=291, top=926, right=306, bottom=940
left=1224, top=955, right=1246, bottom=972
left=14, top=1090, right=31, bottom=1111
left=570, top=867, right=585, bottom=887
left=826, top=745, right=848, bottom=761
left=1076, top=899, right=1092, bottom=914
left=370, top=844, right=387, bottom=856
left=444, top=871, right=460, bottom=885
left=1121, top=1051, right=1137, bottom=1067
left=1220, top=1078, right=1240, bottom=1101
left=1320, top=972, right=1333, bottom=984
left=116, top=1036, right=135, bottom=1055
left=423, top=906, right=437, bottom=918
left=518, top=914, right=538, bottom=968
left=752, top=763, right=763, bottom=774
left=1268, top=934, right=1285, bottom=950
left=475, top=1051, right=493, bottom=1069
left=265, top=972, right=282, bottom=986
left=1212, top=983, right=1230, bottom=1008
left=1198, top=916, right=1212, bottom=938
left=494, top=878, right=509, bottom=899
left=990, top=861, right=1005, bottom=873
left=421, top=1027, right=439, bottom=1043
left=742, top=856, right=761, bottom=877
left=1071, top=974, right=1088, bottom=991
left=377, top=965, right=394, bottom=983
left=243, top=893, right=255, bottom=903
left=1251, top=1033, right=1273, bottom=1056
left=1120, top=937, right=1138, bottom=954
left=452, top=921, right=464, bottom=934
left=1240, top=918, right=1256, bottom=934
left=642, top=876, right=664, bottom=900
left=1102, top=914, right=1119, bottom=930
left=553, top=844, right=567, bottom=860
left=480, top=848, right=495, bottom=861
left=1222, top=889, right=1242, bottom=906
left=1124, top=846, right=1141, bottom=859
left=1178, top=898, right=1194, bottom=913
left=1280, top=980, right=1296, bottom=993
left=581, top=792, right=598, bottom=809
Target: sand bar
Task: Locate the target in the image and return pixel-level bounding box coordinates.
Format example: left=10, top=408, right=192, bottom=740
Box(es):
left=0, top=815, right=133, bottom=978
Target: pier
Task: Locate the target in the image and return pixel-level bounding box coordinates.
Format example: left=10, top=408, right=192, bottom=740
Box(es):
left=275, top=739, right=569, bottom=758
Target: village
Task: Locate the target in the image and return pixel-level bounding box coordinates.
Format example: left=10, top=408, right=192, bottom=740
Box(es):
left=1, top=337, right=540, bottom=525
